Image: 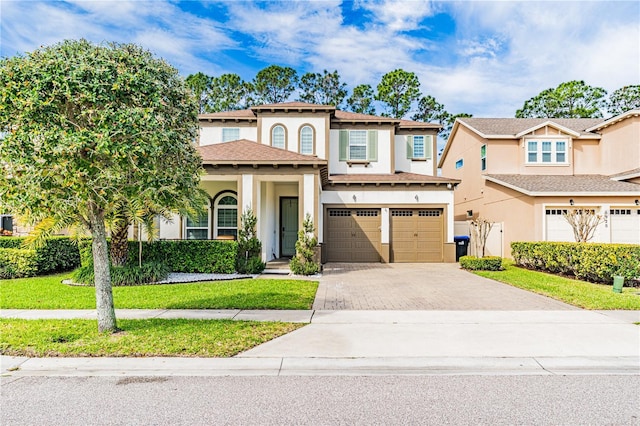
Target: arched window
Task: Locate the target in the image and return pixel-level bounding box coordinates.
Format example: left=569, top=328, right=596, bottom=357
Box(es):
left=271, top=125, right=285, bottom=149
left=300, top=125, right=313, bottom=155
left=214, top=193, right=238, bottom=239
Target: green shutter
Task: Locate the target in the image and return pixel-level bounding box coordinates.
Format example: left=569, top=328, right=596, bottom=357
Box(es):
left=339, top=130, right=348, bottom=161
left=367, top=130, right=378, bottom=162
left=425, top=135, right=432, bottom=159
left=406, top=135, right=413, bottom=159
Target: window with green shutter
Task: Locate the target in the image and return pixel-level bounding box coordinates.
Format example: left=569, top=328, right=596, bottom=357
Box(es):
left=407, top=135, right=432, bottom=160
left=338, top=130, right=377, bottom=162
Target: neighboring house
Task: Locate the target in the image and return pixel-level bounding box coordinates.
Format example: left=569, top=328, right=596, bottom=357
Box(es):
left=159, top=102, right=460, bottom=263
left=439, top=110, right=640, bottom=257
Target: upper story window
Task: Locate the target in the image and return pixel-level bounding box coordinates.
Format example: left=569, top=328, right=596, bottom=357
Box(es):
left=406, top=135, right=432, bottom=160
left=481, top=145, right=487, bottom=171
left=300, top=125, right=314, bottom=155
left=526, top=138, right=568, bottom=164
left=455, top=159, right=464, bottom=169
left=338, top=130, right=378, bottom=162
left=271, top=125, right=286, bottom=149
left=222, top=128, right=240, bottom=142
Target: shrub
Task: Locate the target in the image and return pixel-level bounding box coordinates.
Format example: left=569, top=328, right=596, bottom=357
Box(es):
left=0, top=248, right=39, bottom=278
left=459, top=255, right=503, bottom=271
left=290, top=214, right=320, bottom=276
left=511, top=242, right=640, bottom=284
left=71, top=261, right=169, bottom=286
left=0, top=237, right=81, bottom=275
left=236, top=209, right=265, bottom=274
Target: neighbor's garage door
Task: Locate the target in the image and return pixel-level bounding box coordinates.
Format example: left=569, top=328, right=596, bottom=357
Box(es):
left=325, top=209, right=381, bottom=262
left=390, top=209, right=443, bottom=262
left=610, top=208, right=640, bottom=244
left=545, top=208, right=574, bottom=242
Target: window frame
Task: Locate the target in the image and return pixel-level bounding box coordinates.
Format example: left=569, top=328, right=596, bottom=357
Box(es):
left=455, top=159, right=464, bottom=169
left=348, top=130, right=368, bottom=161
left=185, top=209, right=210, bottom=240
left=271, top=124, right=287, bottom=149
left=299, top=124, right=314, bottom=155
left=213, top=192, right=238, bottom=239
left=221, top=128, right=240, bottom=143
left=480, top=144, right=487, bottom=171
left=406, top=135, right=433, bottom=160
left=525, top=137, right=569, bottom=165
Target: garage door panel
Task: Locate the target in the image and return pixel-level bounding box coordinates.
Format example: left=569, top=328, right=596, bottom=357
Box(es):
left=326, top=209, right=381, bottom=262
left=610, top=208, right=640, bottom=244
left=391, top=209, right=443, bottom=263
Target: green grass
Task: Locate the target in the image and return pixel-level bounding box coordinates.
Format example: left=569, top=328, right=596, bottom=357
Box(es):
left=474, top=263, right=640, bottom=310
left=0, top=318, right=303, bottom=357
left=0, top=274, right=318, bottom=310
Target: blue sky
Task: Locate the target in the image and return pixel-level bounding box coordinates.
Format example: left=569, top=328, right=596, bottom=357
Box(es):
left=1, top=1, right=639, bottom=117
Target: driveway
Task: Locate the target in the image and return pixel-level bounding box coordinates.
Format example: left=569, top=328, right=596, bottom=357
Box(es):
left=313, top=263, right=576, bottom=310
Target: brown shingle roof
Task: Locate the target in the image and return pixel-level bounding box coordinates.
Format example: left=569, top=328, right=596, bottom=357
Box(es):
left=251, top=101, right=335, bottom=112
left=197, top=140, right=326, bottom=165
left=459, top=118, right=603, bottom=137
left=199, top=109, right=256, bottom=120
left=485, top=174, right=640, bottom=195
left=333, top=110, right=399, bottom=123
left=328, top=172, right=459, bottom=184
left=398, top=119, right=441, bottom=129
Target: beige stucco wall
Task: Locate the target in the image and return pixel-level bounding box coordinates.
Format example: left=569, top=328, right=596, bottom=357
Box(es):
left=598, top=116, right=640, bottom=176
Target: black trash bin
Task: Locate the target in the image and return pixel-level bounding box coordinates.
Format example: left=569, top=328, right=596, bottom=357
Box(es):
left=454, top=236, right=470, bottom=261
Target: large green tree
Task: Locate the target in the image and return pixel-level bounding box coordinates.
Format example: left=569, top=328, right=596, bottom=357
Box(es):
left=297, top=69, right=347, bottom=107
left=345, top=84, right=376, bottom=115
left=185, top=72, right=212, bottom=114
left=0, top=40, right=205, bottom=332
left=515, top=80, right=607, bottom=118
left=376, top=69, right=421, bottom=118
left=208, top=73, right=253, bottom=112
left=607, top=85, right=640, bottom=116
left=251, top=65, right=298, bottom=104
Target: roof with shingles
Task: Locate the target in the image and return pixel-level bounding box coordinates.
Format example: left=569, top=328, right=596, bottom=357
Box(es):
left=328, top=172, right=459, bottom=184
left=197, top=140, right=326, bottom=164
left=458, top=118, right=603, bottom=137
left=199, top=109, right=256, bottom=120
left=484, top=174, right=640, bottom=195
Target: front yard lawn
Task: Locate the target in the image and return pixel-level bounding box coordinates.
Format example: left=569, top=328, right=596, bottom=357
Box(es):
left=0, top=274, right=318, bottom=310
left=0, top=318, right=302, bottom=357
left=474, top=263, right=640, bottom=310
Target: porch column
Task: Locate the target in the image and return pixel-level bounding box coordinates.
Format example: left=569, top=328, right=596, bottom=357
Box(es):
left=241, top=174, right=254, bottom=211
left=303, top=173, right=315, bottom=224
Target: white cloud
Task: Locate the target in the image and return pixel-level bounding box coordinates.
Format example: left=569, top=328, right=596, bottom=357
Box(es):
left=355, top=0, right=436, bottom=31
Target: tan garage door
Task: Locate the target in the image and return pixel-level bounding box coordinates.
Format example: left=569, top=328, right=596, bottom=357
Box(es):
left=391, top=209, right=443, bottom=262
left=326, top=209, right=381, bottom=262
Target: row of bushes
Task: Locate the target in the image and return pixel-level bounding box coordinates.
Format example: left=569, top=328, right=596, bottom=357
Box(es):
left=0, top=237, right=82, bottom=279
left=511, top=242, right=640, bottom=284
left=459, top=256, right=503, bottom=271
left=79, top=239, right=238, bottom=274
left=1, top=237, right=239, bottom=279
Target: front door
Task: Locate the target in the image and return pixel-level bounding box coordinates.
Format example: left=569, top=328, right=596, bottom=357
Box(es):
left=280, top=197, right=298, bottom=257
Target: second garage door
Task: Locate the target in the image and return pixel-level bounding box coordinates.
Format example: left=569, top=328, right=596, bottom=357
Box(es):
left=325, top=209, right=381, bottom=262
left=391, top=209, right=443, bottom=262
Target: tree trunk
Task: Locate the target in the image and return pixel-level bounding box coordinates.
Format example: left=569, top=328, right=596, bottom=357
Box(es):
left=89, top=208, right=118, bottom=333
left=109, top=219, right=130, bottom=267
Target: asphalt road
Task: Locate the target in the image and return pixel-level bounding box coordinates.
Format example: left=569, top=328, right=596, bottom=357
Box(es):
left=2, top=375, right=639, bottom=425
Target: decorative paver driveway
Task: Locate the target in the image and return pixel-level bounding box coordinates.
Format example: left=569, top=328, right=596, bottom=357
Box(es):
left=313, top=263, right=577, bottom=310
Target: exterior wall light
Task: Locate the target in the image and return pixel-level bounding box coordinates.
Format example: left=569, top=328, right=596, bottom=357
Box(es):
left=569, top=199, right=574, bottom=206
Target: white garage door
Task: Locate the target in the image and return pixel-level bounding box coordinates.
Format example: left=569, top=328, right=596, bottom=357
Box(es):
left=545, top=209, right=574, bottom=242
left=610, top=208, right=640, bottom=244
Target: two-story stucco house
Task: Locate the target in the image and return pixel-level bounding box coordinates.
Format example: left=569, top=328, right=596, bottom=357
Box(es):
left=158, top=102, right=460, bottom=263
left=439, top=110, right=640, bottom=257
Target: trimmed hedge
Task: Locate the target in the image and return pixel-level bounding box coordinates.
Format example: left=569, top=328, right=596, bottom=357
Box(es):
left=0, top=248, right=39, bottom=278
left=511, top=242, right=640, bottom=284
left=0, top=237, right=81, bottom=275
left=80, top=239, right=238, bottom=274
left=459, top=255, right=503, bottom=271
left=71, top=261, right=170, bottom=286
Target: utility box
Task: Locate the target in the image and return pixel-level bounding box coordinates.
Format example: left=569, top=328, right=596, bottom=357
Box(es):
left=454, top=236, right=470, bottom=261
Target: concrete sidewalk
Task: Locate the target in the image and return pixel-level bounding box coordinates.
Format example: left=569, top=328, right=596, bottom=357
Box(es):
left=2, top=309, right=639, bottom=377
